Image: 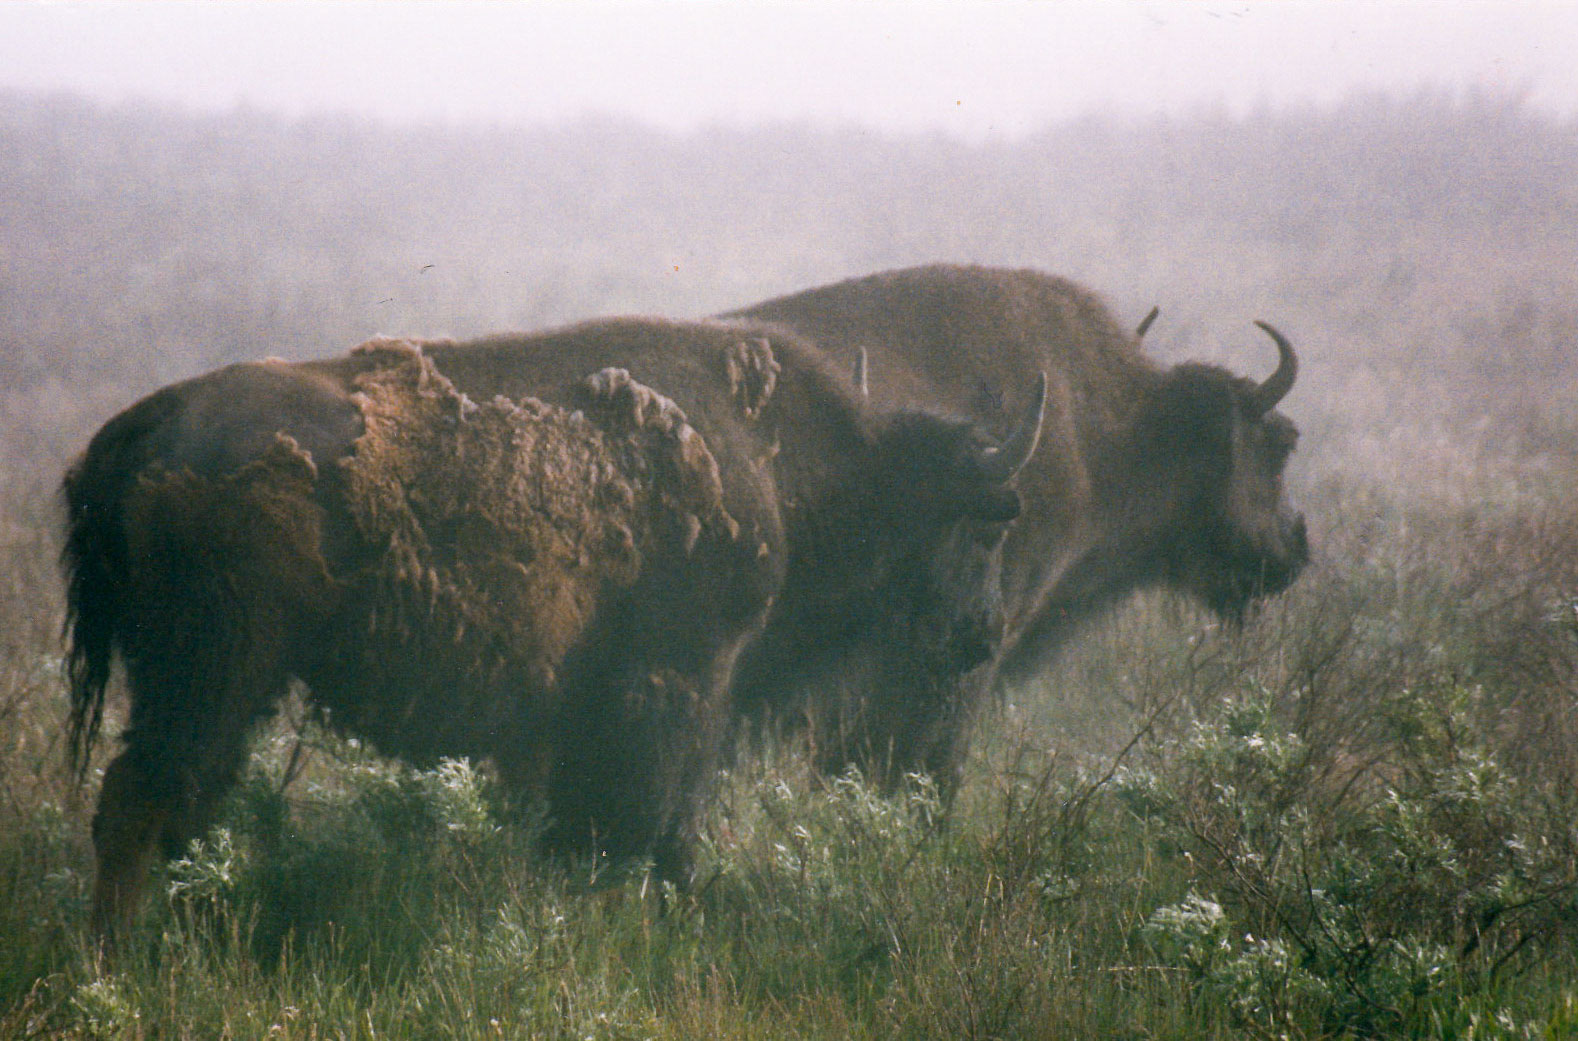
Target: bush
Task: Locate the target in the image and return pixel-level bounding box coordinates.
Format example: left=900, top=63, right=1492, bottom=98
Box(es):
left=1127, top=684, right=1578, bottom=1038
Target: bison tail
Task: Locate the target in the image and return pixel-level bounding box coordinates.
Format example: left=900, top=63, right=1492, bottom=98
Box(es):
left=61, top=392, right=180, bottom=783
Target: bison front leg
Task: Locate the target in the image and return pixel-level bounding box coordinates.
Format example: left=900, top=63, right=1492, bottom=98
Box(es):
left=545, top=625, right=754, bottom=887
left=816, top=662, right=984, bottom=803
left=546, top=666, right=710, bottom=885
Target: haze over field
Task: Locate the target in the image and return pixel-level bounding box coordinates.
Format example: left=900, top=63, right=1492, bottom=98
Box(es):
left=1, top=2, right=1574, bottom=544
left=2, top=1, right=1575, bottom=137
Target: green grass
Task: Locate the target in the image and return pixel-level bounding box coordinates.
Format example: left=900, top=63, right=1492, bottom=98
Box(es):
left=4, top=474, right=1578, bottom=1039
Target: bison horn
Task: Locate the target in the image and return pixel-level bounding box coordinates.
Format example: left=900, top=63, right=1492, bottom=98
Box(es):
left=978, top=371, right=1047, bottom=482
left=853, top=347, right=869, bottom=398
left=1248, top=321, right=1297, bottom=416
left=1136, top=305, right=1160, bottom=339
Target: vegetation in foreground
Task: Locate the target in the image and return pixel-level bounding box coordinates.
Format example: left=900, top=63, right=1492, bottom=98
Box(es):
left=1, top=90, right=1577, bottom=1037
left=4, top=463, right=1577, bottom=1039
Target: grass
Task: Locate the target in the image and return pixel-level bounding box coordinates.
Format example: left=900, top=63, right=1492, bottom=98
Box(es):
left=3, top=459, right=1578, bottom=1039
left=6, top=312, right=1578, bottom=1038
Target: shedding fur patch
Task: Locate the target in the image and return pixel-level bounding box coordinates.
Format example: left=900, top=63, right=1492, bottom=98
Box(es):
left=336, top=342, right=738, bottom=696
left=580, top=366, right=741, bottom=544
left=724, top=337, right=780, bottom=421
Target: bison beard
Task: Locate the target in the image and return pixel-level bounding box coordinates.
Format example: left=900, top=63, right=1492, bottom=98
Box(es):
left=65, top=339, right=768, bottom=943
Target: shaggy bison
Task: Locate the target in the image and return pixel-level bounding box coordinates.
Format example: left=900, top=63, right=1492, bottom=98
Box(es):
left=65, top=316, right=1043, bottom=941
left=726, top=264, right=1308, bottom=767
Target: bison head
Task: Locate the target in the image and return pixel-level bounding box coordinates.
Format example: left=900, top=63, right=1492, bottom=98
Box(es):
left=799, top=374, right=1045, bottom=790
left=1154, top=323, right=1308, bottom=620
left=860, top=372, right=1046, bottom=671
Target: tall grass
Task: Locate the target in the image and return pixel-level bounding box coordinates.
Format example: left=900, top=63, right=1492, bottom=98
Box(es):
left=3, top=471, right=1576, bottom=1037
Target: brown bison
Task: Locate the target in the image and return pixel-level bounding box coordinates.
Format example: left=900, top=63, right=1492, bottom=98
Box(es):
left=725, top=264, right=1308, bottom=768
left=65, top=315, right=1043, bottom=941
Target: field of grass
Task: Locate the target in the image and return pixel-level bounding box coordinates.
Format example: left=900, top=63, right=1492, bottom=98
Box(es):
left=2, top=89, right=1577, bottom=1038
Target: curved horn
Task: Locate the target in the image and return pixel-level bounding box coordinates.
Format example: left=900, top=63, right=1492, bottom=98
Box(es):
left=852, top=347, right=869, bottom=398
left=978, top=371, right=1047, bottom=482
left=1248, top=321, right=1297, bottom=416
left=1135, top=305, right=1160, bottom=340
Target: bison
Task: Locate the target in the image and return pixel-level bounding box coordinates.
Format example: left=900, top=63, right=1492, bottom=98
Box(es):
left=725, top=263, right=1309, bottom=774
left=65, top=315, right=1043, bottom=942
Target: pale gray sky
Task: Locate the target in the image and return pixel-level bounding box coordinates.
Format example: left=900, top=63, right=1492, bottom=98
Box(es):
left=2, top=1, right=1574, bottom=137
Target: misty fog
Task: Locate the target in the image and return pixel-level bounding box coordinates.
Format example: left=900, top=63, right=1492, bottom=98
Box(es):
left=2, top=87, right=1574, bottom=517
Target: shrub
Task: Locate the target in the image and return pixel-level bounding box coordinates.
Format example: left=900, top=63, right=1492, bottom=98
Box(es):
left=1127, top=684, right=1578, bottom=1037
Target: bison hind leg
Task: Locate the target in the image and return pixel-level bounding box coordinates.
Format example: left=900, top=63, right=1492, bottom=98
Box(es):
left=88, top=732, right=264, bottom=946
left=89, top=749, right=173, bottom=943
left=89, top=612, right=295, bottom=948
left=86, top=446, right=332, bottom=946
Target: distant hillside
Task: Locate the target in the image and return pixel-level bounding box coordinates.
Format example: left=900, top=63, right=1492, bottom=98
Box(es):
left=2, top=88, right=1576, bottom=464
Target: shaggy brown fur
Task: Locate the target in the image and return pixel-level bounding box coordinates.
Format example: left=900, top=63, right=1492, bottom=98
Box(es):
left=65, top=336, right=770, bottom=943
left=334, top=339, right=736, bottom=705
left=725, top=263, right=1308, bottom=747
left=65, top=315, right=1042, bottom=943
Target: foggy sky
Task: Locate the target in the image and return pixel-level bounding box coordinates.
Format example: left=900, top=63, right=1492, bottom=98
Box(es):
left=2, top=1, right=1574, bottom=138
